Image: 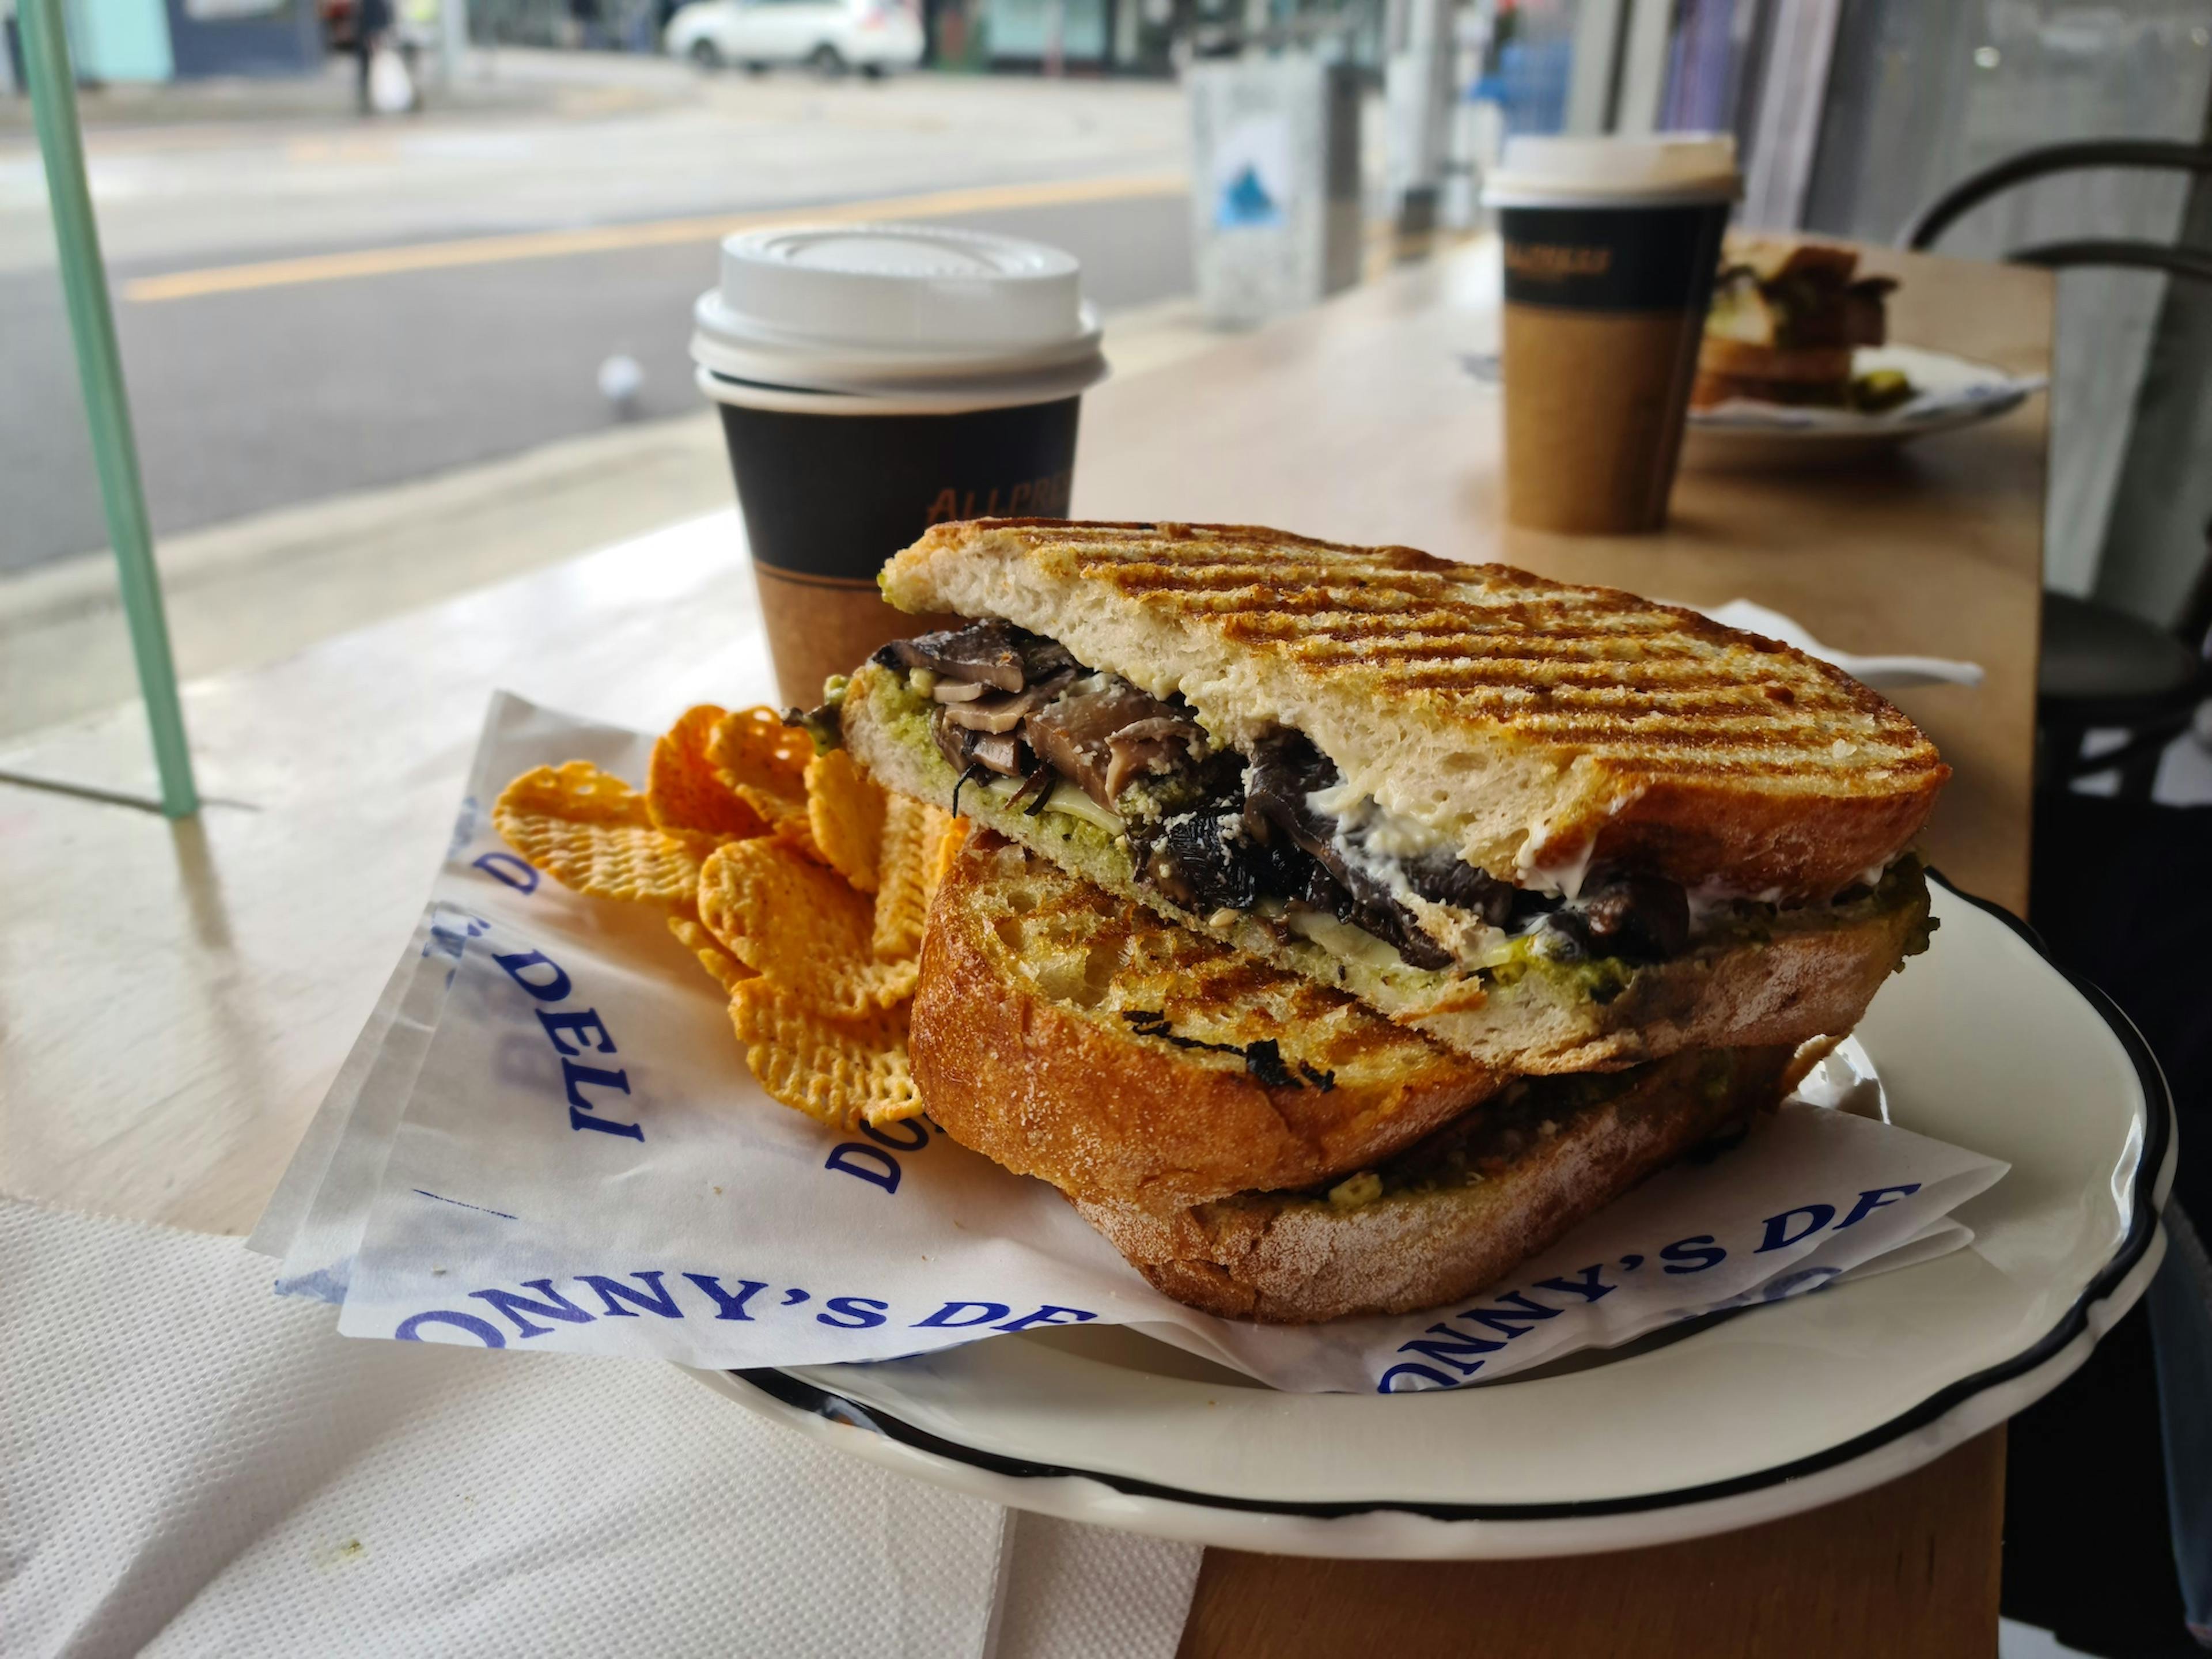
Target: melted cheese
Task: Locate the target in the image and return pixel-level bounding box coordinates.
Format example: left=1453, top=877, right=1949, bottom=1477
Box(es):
left=1288, top=909, right=1407, bottom=969
left=978, top=776, right=1125, bottom=834
left=1516, top=832, right=1597, bottom=902
left=1304, top=786, right=1453, bottom=859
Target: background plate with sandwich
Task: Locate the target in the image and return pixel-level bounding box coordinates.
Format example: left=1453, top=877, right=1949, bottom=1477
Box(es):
left=1683, top=239, right=2043, bottom=468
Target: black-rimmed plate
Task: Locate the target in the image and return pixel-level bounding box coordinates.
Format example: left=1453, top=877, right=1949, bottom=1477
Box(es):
left=692, top=877, right=2170, bottom=1558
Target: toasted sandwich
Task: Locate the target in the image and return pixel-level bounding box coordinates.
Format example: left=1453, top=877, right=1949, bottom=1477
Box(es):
left=842, top=519, right=1942, bottom=1071
left=1695, top=240, right=1910, bottom=412
left=913, top=830, right=1797, bottom=1324
left=915, top=827, right=1505, bottom=1209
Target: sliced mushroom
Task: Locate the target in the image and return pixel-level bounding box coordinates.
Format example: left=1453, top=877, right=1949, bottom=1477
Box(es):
left=1024, top=680, right=1195, bottom=808
left=1102, top=715, right=1205, bottom=801
left=968, top=731, right=1026, bottom=775
left=942, top=695, right=1029, bottom=734
left=1240, top=730, right=1340, bottom=863
left=1016, top=635, right=1079, bottom=684
left=939, top=670, right=1080, bottom=734
left=1242, top=730, right=1452, bottom=969
left=877, top=620, right=1026, bottom=691
left=1555, top=873, right=1690, bottom=964
left=933, top=710, right=1028, bottom=778
left=933, top=715, right=976, bottom=775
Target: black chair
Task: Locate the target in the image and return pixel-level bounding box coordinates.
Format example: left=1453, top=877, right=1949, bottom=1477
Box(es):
left=1902, top=140, right=2212, bottom=796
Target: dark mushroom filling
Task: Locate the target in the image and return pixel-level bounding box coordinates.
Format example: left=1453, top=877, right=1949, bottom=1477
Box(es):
left=873, top=622, right=1702, bottom=972
left=887, top=620, right=1206, bottom=803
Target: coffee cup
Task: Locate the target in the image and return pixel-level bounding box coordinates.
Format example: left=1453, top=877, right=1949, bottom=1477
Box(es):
left=691, top=224, right=1108, bottom=707
left=1483, top=135, right=1739, bottom=535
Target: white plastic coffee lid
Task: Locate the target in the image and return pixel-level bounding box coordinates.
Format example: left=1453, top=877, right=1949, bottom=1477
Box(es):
left=1483, top=134, right=1741, bottom=207
left=691, top=222, right=1108, bottom=403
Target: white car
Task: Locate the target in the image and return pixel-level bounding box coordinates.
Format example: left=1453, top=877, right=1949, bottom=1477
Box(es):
left=665, top=0, right=924, bottom=75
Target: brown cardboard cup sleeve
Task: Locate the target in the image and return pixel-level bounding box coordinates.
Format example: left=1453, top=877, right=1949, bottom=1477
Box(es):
left=715, top=393, right=1081, bottom=707
left=1498, top=201, right=1730, bottom=535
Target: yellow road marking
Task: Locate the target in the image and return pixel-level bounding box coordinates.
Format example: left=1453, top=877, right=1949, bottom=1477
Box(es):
left=121, top=171, right=1188, bottom=304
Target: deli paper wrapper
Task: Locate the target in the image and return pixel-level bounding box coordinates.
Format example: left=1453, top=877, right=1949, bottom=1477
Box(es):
left=263, top=695, right=2009, bottom=1395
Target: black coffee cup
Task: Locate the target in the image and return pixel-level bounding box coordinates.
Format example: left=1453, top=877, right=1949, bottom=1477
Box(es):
left=692, top=225, right=1108, bottom=706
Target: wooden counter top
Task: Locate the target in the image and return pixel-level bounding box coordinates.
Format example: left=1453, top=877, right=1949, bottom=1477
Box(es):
left=0, top=237, right=2050, bottom=1659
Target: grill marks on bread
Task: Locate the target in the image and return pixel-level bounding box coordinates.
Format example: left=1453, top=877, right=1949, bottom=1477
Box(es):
left=1014, top=526, right=1933, bottom=775
left=980, top=837, right=1469, bottom=1089
left=910, top=832, right=1503, bottom=1207
left=879, top=519, right=1948, bottom=897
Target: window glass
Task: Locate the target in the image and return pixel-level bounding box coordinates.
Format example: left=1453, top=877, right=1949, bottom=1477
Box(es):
left=1, top=107, right=153, bottom=791
left=1805, top=0, right=2212, bottom=601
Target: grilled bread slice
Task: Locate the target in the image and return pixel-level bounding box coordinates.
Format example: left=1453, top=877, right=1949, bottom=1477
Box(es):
left=874, top=518, right=1946, bottom=901
left=912, top=830, right=1504, bottom=1207
left=1075, top=1046, right=1796, bottom=1324
left=850, top=661, right=1933, bottom=1071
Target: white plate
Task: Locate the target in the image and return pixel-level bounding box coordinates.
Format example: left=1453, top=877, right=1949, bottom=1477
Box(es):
left=1683, top=344, right=2044, bottom=469
left=695, top=876, right=2170, bottom=1558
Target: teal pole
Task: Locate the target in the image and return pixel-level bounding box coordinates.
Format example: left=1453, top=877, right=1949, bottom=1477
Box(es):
left=18, top=0, right=198, bottom=818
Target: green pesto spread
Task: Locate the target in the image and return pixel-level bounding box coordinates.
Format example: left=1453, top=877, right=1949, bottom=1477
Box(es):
left=869, top=668, right=1126, bottom=863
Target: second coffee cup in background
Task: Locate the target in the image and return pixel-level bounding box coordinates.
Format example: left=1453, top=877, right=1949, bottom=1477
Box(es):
left=1483, top=135, right=1740, bottom=535
left=691, top=225, right=1108, bottom=707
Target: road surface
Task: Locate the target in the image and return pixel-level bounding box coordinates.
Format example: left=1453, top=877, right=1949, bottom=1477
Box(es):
left=1, top=57, right=1191, bottom=571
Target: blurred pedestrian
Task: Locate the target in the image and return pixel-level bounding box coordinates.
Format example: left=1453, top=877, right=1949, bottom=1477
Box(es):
left=356, top=0, right=393, bottom=111
left=569, top=0, right=604, bottom=51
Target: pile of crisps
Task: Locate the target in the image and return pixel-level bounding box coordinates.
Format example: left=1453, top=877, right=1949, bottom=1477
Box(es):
left=491, top=704, right=958, bottom=1130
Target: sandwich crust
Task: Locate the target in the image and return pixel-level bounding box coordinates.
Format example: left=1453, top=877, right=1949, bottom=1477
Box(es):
left=912, top=831, right=1502, bottom=1208
left=877, top=519, right=1947, bottom=901
left=1075, top=1047, right=1796, bottom=1323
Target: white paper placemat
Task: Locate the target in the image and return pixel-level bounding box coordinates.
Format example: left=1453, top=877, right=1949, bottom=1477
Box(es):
left=261, top=694, right=2008, bottom=1397
left=2, top=1197, right=1199, bottom=1658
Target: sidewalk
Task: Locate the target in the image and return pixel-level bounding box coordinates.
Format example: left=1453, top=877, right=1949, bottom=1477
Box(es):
left=0, top=47, right=702, bottom=134
left=0, top=296, right=1219, bottom=745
